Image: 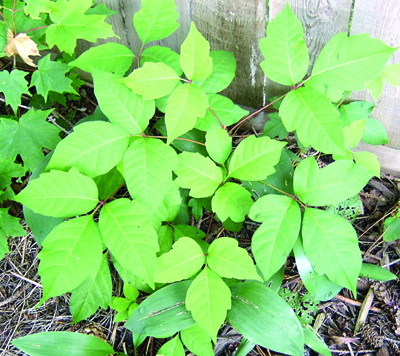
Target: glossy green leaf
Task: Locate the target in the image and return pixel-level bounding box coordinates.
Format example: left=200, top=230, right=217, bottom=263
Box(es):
left=156, top=335, right=184, bottom=356
left=312, top=33, right=396, bottom=90
left=47, top=121, right=129, bottom=178
left=383, top=214, right=400, bottom=242
left=38, top=215, right=103, bottom=303
left=302, top=208, right=362, bottom=293
left=211, top=183, right=253, bottom=223
left=294, top=157, right=373, bottom=206
left=155, top=237, right=205, bottom=283
left=279, top=87, right=344, bottom=155
left=141, top=46, right=183, bottom=76
left=46, top=0, right=115, bottom=55
left=126, top=280, right=195, bottom=337
left=249, top=195, right=301, bottom=279
left=343, top=119, right=365, bottom=149
left=192, top=50, right=236, bottom=93
left=174, top=151, right=222, bottom=198
left=12, top=332, right=114, bottom=356
left=123, top=137, right=177, bottom=211
left=303, top=325, right=332, bottom=356
left=227, top=282, right=304, bottom=356
left=120, top=62, right=180, bottom=100
left=15, top=168, right=98, bottom=218
left=362, top=117, right=388, bottom=145
left=382, top=63, right=400, bottom=86
left=293, top=238, right=342, bottom=301
left=205, top=128, right=232, bottom=165
left=69, top=43, right=134, bottom=76
left=30, top=54, right=77, bottom=99
left=339, top=101, right=374, bottom=126
left=260, top=3, right=309, bottom=85
left=180, top=22, right=212, bottom=81
left=166, top=84, right=209, bottom=144
left=0, top=69, right=30, bottom=112
left=195, top=94, right=249, bottom=131
left=180, top=324, right=214, bottom=356
left=93, top=71, right=155, bottom=134
left=353, top=151, right=380, bottom=177
left=186, top=267, right=231, bottom=342
left=99, top=199, right=159, bottom=288
left=228, top=135, right=286, bottom=180
left=366, top=75, right=384, bottom=101
left=93, top=167, right=125, bottom=201
left=153, top=182, right=181, bottom=222
left=70, top=254, right=112, bottom=323
left=263, top=112, right=289, bottom=139
left=134, top=0, right=179, bottom=44
left=0, top=109, right=60, bottom=171
left=208, top=237, right=261, bottom=280
left=359, top=263, right=397, bottom=281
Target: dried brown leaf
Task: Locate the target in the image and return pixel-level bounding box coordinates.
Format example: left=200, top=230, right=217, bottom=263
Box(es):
left=4, top=29, right=40, bottom=67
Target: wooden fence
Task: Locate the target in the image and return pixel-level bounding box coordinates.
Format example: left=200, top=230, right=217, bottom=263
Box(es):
left=94, top=0, right=400, bottom=175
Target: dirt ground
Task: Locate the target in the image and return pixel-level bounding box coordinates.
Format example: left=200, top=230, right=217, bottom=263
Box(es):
left=1, top=87, right=400, bottom=356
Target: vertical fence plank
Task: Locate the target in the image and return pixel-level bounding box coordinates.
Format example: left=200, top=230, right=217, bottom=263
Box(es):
left=350, top=0, right=400, bottom=149
left=191, top=0, right=267, bottom=108
left=266, top=0, right=353, bottom=99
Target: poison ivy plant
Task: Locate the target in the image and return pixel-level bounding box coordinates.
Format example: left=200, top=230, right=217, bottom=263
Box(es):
left=1, top=1, right=399, bottom=356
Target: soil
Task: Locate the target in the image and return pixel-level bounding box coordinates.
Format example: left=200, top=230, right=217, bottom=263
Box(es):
left=1, top=86, right=400, bottom=356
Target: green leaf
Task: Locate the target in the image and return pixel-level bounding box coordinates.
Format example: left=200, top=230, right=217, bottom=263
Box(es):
left=362, top=117, right=388, bottom=145
left=15, top=168, right=98, bottom=218
left=205, top=128, right=232, bottom=165
left=166, top=84, right=209, bottom=144
left=24, top=0, right=56, bottom=19
left=46, top=0, right=116, bottom=55
left=208, top=237, right=261, bottom=280
left=186, top=267, right=231, bottom=342
left=38, top=215, right=103, bottom=303
left=302, top=208, right=362, bottom=293
left=227, top=282, right=304, bottom=356
left=123, top=137, right=178, bottom=211
left=69, top=43, right=134, bottom=76
left=157, top=225, right=174, bottom=256
left=155, top=237, right=205, bottom=283
left=279, top=87, right=344, bottom=155
left=195, top=94, right=249, bottom=131
left=93, top=71, right=155, bottom=134
left=312, top=33, right=397, bottom=90
left=0, top=208, right=25, bottom=259
left=124, top=283, right=140, bottom=301
left=180, top=22, right=213, bottom=81
left=294, top=157, right=373, bottom=206
left=0, top=231, right=7, bottom=261
left=12, top=332, right=114, bottom=356
left=99, top=198, right=159, bottom=288
left=126, top=280, right=195, bottom=337
left=366, top=75, right=384, bottom=101
left=133, top=0, right=179, bottom=45
left=353, top=151, right=381, bottom=177
left=156, top=335, right=185, bottom=356
left=263, top=112, right=289, bottom=139
left=339, top=101, right=374, bottom=126
left=180, top=324, right=214, bottom=356
left=228, top=135, right=286, bottom=180
left=93, top=167, right=125, bottom=200
left=141, top=46, right=183, bottom=76
left=303, top=325, right=332, bottom=356
left=359, top=263, right=397, bottom=281
left=211, top=183, right=253, bottom=223
left=0, top=109, right=60, bottom=171
left=153, top=182, right=182, bottom=223
left=70, top=254, right=112, bottom=323
left=30, top=54, right=77, bottom=99
left=120, top=62, right=180, bottom=100
left=382, top=63, right=400, bottom=86
left=47, top=121, right=129, bottom=178
left=293, top=238, right=341, bottom=301
left=0, top=69, right=30, bottom=113
left=249, top=195, right=301, bottom=280
left=383, top=214, right=400, bottom=242
left=259, top=3, right=309, bottom=85
left=174, top=152, right=223, bottom=198
left=343, top=119, right=366, bottom=149
left=192, top=50, right=236, bottom=93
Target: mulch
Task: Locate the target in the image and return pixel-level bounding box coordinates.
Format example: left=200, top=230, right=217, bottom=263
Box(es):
left=1, top=87, right=400, bottom=356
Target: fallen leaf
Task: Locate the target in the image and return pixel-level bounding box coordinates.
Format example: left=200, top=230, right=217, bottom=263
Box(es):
left=4, top=29, right=40, bottom=67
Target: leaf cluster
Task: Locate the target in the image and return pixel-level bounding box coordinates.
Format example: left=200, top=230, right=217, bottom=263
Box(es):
left=0, top=1, right=399, bottom=356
